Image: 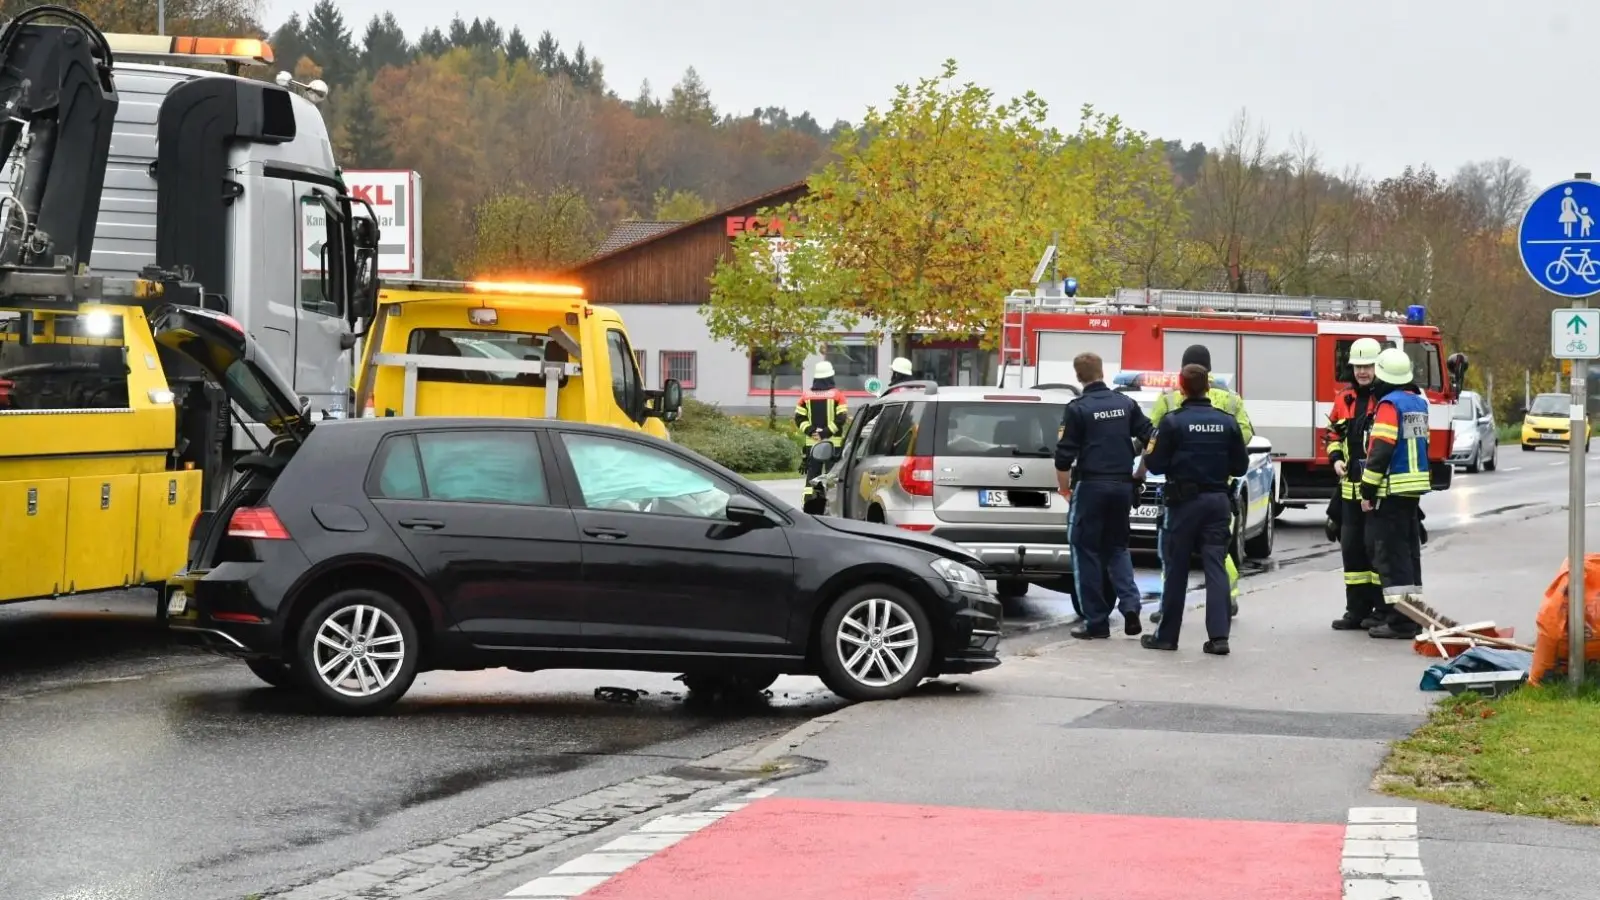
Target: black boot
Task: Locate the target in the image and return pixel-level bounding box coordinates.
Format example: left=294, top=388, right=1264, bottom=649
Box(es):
left=1331, top=615, right=1366, bottom=630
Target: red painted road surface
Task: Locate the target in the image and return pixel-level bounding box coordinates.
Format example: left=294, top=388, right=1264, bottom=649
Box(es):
left=584, top=797, right=1345, bottom=899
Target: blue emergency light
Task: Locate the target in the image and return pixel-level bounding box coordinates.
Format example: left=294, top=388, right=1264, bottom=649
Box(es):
left=1063, top=277, right=1079, bottom=297
left=1406, top=304, right=1426, bottom=325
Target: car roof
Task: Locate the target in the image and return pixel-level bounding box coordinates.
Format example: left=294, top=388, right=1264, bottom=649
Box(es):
left=313, top=416, right=665, bottom=440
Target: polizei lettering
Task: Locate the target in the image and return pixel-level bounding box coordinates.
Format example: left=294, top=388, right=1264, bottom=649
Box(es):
left=1188, top=423, right=1226, bottom=433
left=1092, top=408, right=1127, bottom=420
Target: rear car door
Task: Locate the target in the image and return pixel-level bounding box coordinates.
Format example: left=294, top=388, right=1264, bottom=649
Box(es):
left=825, top=401, right=886, bottom=517
left=553, top=431, right=797, bottom=653
left=366, top=428, right=586, bottom=648
left=930, top=397, right=1065, bottom=525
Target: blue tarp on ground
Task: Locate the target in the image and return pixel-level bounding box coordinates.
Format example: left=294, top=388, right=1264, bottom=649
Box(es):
left=1420, top=647, right=1534, bottom=691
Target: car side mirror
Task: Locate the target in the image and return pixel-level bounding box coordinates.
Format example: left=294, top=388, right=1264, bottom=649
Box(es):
left=725, top=493, right=774, bottom=526
left=1247, top=435, right=1272, bottom=455
left=809, top=441, right=836, bottom=463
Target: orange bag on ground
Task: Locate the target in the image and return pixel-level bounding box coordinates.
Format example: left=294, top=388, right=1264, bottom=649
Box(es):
left=1530, top=554, right=1600, bottom=685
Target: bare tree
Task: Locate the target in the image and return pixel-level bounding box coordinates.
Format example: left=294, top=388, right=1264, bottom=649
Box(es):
left=1189, top=109, right=1290, bottom=292
left=1266, top=133, right=1335, bottom=294
left=1452, top=157, right=1533, bottom=234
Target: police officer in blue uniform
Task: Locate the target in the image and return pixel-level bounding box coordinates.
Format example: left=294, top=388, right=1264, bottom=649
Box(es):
left=1054, top=351, right=1153, bottom=639
left=1140, top=364, right=1249, bottom=655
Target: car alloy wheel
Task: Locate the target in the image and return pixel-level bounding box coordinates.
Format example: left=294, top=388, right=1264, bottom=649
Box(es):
left=294, top=588, right=420, bottom=714
left=818, top=583, right=935, bottom=701
left=313, top=604, right=406, bottom=697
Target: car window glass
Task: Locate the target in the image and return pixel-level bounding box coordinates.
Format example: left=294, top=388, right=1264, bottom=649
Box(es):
left=1530, top=394, right=1568, bottom=417
left=606, top=329, right=641, bottom=417
left=935, top=402, right=1058, bottom=458
left=371, top=431, right=549, bottom=505
left=864, top=404, right=905, bottom=456
left=845, top=405, right=885, bottom=465
left=372, top=435, right=426, bottom=499
left=884, top=402, right=924, bottom=455
left=562, top=433, right=731, bottom=519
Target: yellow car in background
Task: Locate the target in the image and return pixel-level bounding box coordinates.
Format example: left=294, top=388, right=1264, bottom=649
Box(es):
left=1522, top=392, right=1591, bottom=452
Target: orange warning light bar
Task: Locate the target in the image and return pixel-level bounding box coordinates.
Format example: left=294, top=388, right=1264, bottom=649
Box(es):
left=103, top=33, right=274, bottom=67
left=468, top=281, right=585, bottom=297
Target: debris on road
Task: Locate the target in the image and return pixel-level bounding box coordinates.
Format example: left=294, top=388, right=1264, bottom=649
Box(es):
left=595, top=686, right=645, bottom=704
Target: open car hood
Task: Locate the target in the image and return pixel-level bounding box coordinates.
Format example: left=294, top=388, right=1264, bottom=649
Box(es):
left=813, top=515, right=984, bottom=568
left=150, top=305, right=311, bottom=444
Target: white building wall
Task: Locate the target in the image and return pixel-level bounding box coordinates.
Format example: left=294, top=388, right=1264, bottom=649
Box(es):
left=613, top=303, right=897, bottom=415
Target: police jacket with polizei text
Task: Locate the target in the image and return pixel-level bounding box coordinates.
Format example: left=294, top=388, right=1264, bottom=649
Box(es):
left=1054, top=381, right=1153, bottom=483
left=1143, top=397, right=1249, bottom=492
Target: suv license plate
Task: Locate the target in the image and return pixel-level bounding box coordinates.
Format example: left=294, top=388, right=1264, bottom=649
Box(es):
left=166, top=590, right=188, bottom=615
left=1133, top=504, right=1160, bottom=519
left=979, top=490, right=1011, bottom=507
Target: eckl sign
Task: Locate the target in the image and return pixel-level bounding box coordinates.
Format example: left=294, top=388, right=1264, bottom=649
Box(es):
left=301, top=169, right=423, bottom=278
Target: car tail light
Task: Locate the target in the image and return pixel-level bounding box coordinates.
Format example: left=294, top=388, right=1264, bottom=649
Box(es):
left=898, top=455, right=934, bottom=497
left=228, top=507, right=291, bottom=540
left=897, top=523, right=934, bottom=532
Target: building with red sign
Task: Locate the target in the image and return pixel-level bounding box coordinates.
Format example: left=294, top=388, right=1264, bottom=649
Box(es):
left=562, top=182, right=994, bottom=413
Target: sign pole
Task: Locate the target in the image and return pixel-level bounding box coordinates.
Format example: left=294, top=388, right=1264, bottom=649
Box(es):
left=1573, top=181, right=1592, bottom=689
left=1519, top=173, right=1600, bottom=689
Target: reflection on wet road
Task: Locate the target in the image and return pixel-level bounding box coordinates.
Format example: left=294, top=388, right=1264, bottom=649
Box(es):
left=0, top=594, right=844, bottom=900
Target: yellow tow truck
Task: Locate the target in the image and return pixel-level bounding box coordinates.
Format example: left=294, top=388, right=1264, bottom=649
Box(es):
left=0, top=9, right=378, bottom=607
left=353, top=278, right=683, bottom=436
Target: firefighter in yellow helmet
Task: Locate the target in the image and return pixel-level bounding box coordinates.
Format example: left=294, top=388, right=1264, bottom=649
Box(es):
left=888, top=356, right=915, bottom=387
left=1141, top=345, right=1251, bottom=623
left=1360, top=347, right=1431, bottom=640
left=794, top=359, right=849, bottom=461
left=1326, top=337, right=1385, bottom=631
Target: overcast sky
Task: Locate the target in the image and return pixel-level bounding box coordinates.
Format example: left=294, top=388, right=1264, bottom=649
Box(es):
left=262, top=0, right=1580, bottom=189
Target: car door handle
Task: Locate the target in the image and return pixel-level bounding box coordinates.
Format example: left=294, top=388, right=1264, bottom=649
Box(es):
left=583, top=525, right=628, bottom=540
left=398, top=518, right=445, bottom=530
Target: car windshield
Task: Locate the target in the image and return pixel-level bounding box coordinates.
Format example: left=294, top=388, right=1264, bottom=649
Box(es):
left=934, top=401, right=1061, bottom=458
left=1530, top=394, right=1570, bottom=417
left=1453, top=397, right=1476, bottom=420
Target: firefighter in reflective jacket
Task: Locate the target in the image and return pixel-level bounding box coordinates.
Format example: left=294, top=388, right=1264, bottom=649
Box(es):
left=1327, top=337, right=1384, bottom=632
left=1359, top=347, right=1431, bottom=640
left=794, top=360, right=850, bottom=456
left=1143, top=345, right=1251, bottom=621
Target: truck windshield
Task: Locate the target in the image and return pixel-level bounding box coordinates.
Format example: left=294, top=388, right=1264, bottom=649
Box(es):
left=1530, top=394, right=1570, bottom=417
left=407, top=329, right=554, bottom=385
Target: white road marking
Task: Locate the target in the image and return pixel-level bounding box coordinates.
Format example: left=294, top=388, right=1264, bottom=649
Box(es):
left=1342, top=806, right=1431, bottom=900
left=498, top=787, right=775, bottom=899
left=1498, top=466, right=1522, bottom=472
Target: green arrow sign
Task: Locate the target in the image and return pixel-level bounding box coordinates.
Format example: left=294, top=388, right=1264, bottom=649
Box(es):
left=1571, top=314, right=1590, bottom=332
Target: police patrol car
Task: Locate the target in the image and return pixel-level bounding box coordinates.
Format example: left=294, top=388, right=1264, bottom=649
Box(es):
left=1113, top=371, right=1278, bottom=563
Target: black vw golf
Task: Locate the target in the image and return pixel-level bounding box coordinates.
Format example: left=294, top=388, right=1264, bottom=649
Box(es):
left=155, top=306, right=1003, bottom=714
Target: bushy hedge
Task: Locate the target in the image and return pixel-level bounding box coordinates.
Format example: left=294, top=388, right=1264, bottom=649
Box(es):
left=670, top=399, right=800, bottom=474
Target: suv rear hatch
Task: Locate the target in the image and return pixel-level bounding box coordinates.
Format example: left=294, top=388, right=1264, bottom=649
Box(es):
left=929, top=397, right=1065, bottom=525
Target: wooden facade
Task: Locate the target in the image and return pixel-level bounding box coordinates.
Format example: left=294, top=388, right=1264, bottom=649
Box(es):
left=563, top=182, right=809, bottom=304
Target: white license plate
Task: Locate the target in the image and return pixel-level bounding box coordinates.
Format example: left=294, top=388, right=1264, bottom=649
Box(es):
left=166, top=591, right=188, bottom=615
left=1133, top=505, right=1161, bottom=519
left=978, top=490, right=1011, bottom=507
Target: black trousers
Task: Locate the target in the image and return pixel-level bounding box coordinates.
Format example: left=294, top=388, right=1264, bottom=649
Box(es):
left=1069, top=480, right=1142, bottom=630
left=1154, top=492, right=1232, bottom=645
left=1365, top=495, right=1423, bottom=628
left=1339, top=497, right=1383, bottom=622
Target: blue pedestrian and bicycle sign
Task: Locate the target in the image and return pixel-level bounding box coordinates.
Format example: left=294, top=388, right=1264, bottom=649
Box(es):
left=1520, top=179, right=1600, bottom=297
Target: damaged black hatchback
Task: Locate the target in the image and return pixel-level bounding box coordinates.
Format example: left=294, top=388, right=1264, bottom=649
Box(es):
left=155, top=306, right=1004, bottom=714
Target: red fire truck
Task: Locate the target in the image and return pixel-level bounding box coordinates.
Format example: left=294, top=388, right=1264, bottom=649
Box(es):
left=997, top=287, right=1466, bottom=513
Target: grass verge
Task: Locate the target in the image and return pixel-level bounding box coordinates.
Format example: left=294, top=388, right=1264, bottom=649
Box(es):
left=1377, top=685, right=1600, bottom=824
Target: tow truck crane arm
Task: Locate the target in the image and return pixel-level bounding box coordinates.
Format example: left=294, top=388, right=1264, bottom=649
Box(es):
left=0, top=5, right=118, bottom=274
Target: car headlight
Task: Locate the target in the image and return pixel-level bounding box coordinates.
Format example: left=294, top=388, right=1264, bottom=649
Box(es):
left=930, top=558, right=988, bottom=592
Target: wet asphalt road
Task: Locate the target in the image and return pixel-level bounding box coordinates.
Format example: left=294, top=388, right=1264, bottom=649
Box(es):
left=0, top=451, right=1573, bottom=900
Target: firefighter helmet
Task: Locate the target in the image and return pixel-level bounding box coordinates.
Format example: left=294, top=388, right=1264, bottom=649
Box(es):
left=813, top=360, right=835, bottom=379
left=1374, top=347, right=1414, bottom=385
left=1348, top=337, right=1383, bottom=367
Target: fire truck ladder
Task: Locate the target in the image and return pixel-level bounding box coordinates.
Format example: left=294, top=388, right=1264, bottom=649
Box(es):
left=1109, top=288, right=1387, bottom=319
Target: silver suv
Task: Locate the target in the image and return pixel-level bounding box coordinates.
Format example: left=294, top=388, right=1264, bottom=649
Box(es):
left=816, top=382, right=1079, bottom=599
